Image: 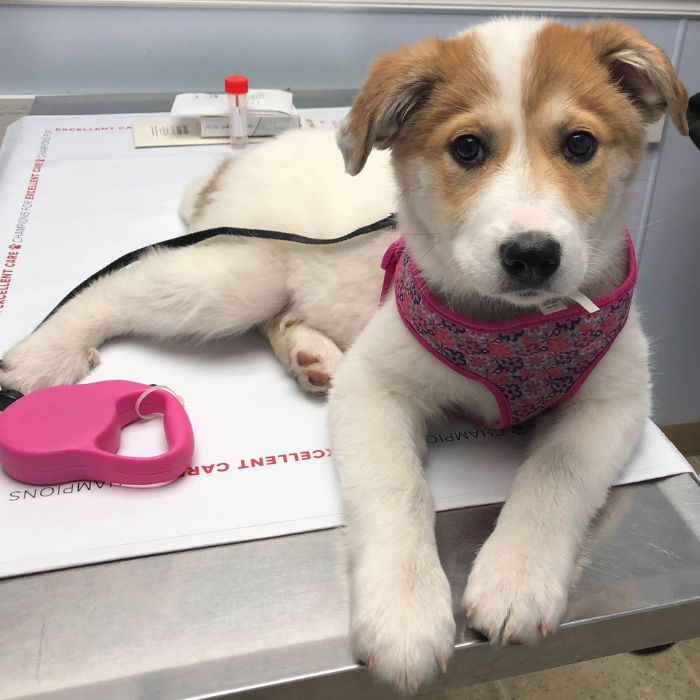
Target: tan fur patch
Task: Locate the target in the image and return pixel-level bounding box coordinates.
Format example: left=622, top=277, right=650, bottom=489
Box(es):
left=387, top=32, right=506, bottom=227
left=191, top=158, right=234, bottom=224
left=585, top=21, right=688, bottom=134
left=338, top=36, right=444, bottom=175
left=339, top=31, right=497, bottom=180
left=522, top=23, right=649, bottom=220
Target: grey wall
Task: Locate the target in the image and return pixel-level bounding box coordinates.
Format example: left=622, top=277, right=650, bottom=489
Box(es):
left=0, top=4, right=697, bottom=423
left=0, top=6, right=681, bottom=95
left=636, top=20, right=700, bottom=424
left=5, top=5, right=495, bottom=94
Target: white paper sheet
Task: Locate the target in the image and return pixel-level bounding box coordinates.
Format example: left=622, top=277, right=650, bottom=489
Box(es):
left=0, top=113, right=691, bottom=578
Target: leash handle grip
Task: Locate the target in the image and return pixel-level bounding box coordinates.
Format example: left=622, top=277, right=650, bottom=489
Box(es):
left=92, top=385, right=195, bottom=486
left=0, top=381, right=194, bottom=486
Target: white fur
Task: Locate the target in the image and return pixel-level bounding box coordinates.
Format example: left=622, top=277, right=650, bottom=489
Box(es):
left=471, top=17, right=545, bottom=123
left=0, top=130, right=397, bottom=393
left=0, top=17, right=659, bottom=696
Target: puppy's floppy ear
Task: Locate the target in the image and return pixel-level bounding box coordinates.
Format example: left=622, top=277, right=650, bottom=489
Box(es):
left=337, top=38, right=443, bottom=175
left=587, top=21, right=689, bottom=135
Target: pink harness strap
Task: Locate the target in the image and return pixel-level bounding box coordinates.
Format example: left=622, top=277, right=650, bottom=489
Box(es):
left=381, top=234, right=637, bottom=428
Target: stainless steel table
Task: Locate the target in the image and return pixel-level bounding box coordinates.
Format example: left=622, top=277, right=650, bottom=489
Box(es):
left=1, top=96, right=699, bottom=700
left=2, top=473, right=699, bottom=700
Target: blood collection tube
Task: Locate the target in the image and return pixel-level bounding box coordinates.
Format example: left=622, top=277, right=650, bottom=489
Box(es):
left=224, top=75, right=248, bottom=149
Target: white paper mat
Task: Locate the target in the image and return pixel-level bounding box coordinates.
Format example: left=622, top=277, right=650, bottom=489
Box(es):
left=0, top=113, right=691, bottom=578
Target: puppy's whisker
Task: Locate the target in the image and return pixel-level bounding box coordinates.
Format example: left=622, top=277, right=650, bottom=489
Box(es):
left=396, top=183, right=424, bottom=202
left=642, top=214, right=677, bottom=229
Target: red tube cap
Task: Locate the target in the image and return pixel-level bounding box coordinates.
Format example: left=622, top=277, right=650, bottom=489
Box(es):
left=224, top=75, right=249, bottom=95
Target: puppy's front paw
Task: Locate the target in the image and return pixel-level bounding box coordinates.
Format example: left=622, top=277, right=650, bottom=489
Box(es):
left=1, top=333, right=100, bottom=394
left=463, top=532, right=569, bottom=645
left=352, top=556, right=455, bottom=693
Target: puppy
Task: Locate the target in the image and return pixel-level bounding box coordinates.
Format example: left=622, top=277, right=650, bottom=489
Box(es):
left=0, top=16, right=688, bottom=694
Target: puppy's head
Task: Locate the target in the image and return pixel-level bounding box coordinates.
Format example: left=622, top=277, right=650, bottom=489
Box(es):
left=338, top=18, right=688, bottom=306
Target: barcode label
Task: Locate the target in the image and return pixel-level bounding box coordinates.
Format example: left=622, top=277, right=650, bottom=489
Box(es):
left=133, top=118, right=221, bottom=148
left=300, top=117, right=341, bottom=130
left=133, top=117, right=271, bottom=148
left=149, top=124, right=190, bottom=138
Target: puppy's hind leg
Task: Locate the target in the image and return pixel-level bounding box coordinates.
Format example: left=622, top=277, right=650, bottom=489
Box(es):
left=0, top=240, right=287, bottom=393
left=260, top=312, right=343, bottom=395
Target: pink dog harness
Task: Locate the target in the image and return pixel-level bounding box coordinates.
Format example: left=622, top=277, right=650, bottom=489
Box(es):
left=381, top=234, right=637, bottom=428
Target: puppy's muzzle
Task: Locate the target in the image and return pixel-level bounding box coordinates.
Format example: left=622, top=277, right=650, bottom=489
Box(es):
left=499, top=233, right=561, bottom=285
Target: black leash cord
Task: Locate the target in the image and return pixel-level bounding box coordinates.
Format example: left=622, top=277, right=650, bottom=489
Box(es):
left=44, top=213, right=398, bottom=323
left=0, top=213, right=397, bottom=409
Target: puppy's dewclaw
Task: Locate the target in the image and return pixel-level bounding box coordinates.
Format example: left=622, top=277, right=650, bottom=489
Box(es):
left=86, top=347, right=100, bottom=369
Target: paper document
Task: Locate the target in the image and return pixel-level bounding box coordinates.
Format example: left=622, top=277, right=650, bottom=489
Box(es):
left=171, top=90, right=296, bottom=117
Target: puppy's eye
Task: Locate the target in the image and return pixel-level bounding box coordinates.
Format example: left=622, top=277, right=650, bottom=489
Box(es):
left=450, top=135, right=486, bottom=166
left=563, top=131, right=597, bottom=164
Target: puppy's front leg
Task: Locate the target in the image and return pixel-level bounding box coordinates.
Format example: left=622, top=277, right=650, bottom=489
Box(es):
left=464, top=313, right=650, bottom=643
left=330, top=309, right=455, bottom=694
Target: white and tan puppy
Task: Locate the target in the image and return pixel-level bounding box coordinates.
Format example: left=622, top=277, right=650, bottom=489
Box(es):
left=0, top=17, right=688, bottom=694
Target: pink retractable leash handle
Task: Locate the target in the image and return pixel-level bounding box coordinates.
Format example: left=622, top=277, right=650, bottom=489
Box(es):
left=0, top=380, right=194, bottom=486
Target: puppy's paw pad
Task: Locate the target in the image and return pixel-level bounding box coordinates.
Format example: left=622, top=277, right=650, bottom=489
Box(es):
left=307, top=369, right=331, bottom=386
left=296, top=351, right=319, bottom=367
left=288, top=328, right=343, bottom=395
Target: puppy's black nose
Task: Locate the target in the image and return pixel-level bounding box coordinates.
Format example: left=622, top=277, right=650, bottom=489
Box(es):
left=500, top=233, right=561, bottom=284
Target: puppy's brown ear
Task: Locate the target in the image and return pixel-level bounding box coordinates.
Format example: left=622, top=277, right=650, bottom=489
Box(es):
left=587, top=21, right=689, bottom=135
left=337, top=38, right=443, bottom=175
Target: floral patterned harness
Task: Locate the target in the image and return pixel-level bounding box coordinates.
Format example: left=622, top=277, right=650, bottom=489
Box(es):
left=380, top=234, right=637, bottom=428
